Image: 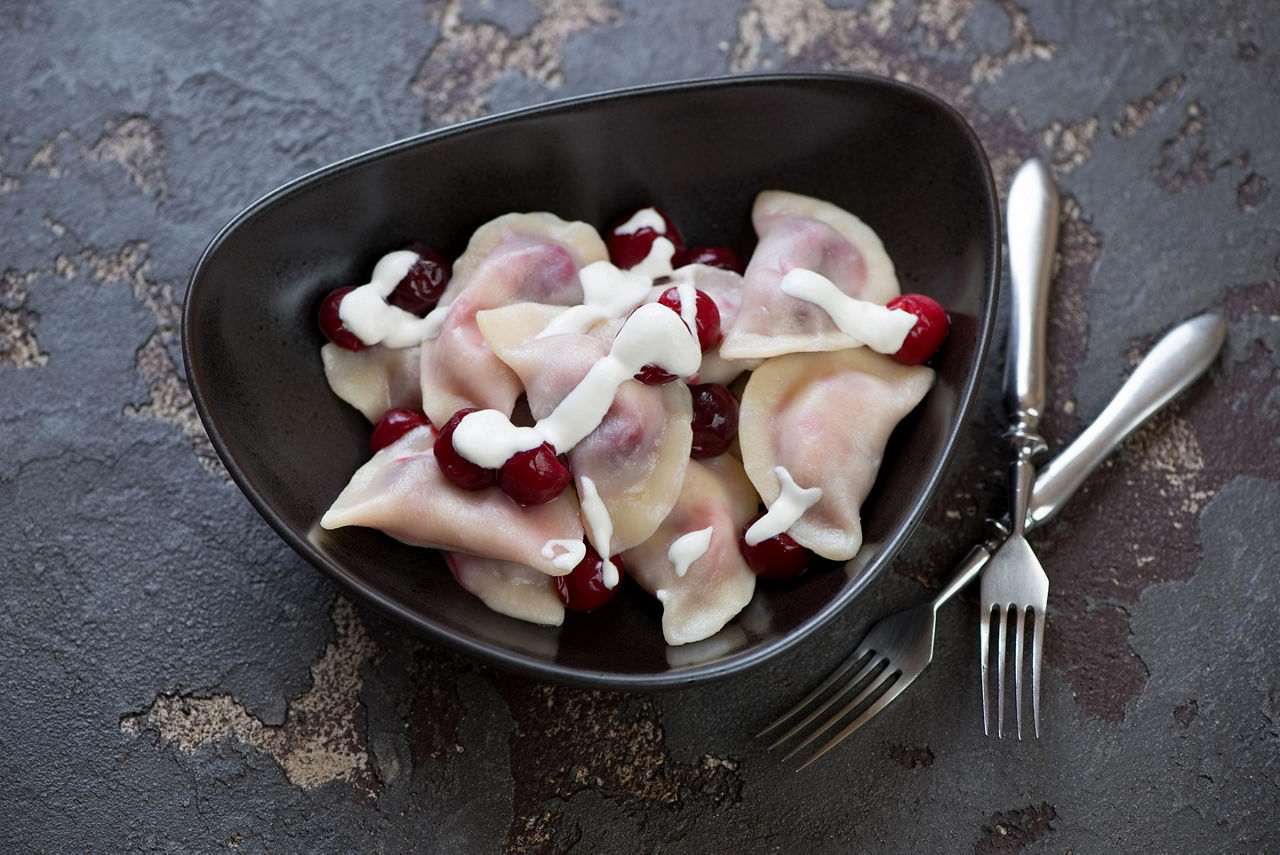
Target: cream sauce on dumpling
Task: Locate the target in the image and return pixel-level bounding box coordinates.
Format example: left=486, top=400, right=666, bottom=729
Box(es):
left=578, top=476, right=619, bottom=589
left=668, top=526, right=713, bottom=578
left=743, top=466, right=822, bottom=545
left=541, top=539, right=586, bottom=571
left=453, top=302, right=700, bottom=461
left=536, top=260, right=653, bottom=338
left=778, top=269, right=915, bottom=354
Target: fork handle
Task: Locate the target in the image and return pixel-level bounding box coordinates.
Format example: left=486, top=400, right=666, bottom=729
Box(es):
left=929, top=311, right=1226, bottom=610
left=1005, top=158, right=1058, bottom=447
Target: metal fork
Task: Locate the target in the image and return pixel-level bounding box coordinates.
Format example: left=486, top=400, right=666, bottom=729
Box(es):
left=760, top=311, right=1225, bottom=767
left=979, top=158, right=1058, bottom=739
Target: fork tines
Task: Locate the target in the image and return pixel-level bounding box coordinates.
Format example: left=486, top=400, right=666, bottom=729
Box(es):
left=760, top=650, right=902, bottom=770
left=979, top=603, right=1046, bottom=739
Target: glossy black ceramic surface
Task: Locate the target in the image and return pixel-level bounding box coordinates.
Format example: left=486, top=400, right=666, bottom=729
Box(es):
left=183, top=72, right=999, bottom=688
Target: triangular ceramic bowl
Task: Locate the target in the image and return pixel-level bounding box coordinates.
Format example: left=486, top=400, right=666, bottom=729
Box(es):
left=183, top=72, right=999, bottom=689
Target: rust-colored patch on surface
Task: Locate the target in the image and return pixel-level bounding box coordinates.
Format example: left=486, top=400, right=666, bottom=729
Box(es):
left=1152, top=101, right=1217, bottom=193
left=1113, top=74, right=1186, bottom=138
left=1236, top=171, right=1270, bottom=212
left=412, top=0, right=621, bottom=125
left=1225, top=270, right=1280, bottom=320
left=85, top=115, right=168, bottom=199
left=491, top=676, right=742, bottom=853
left=888, top=742, right=935, bottom=768
left=975, top=801, right=1056, bottom=854
left=1173, top=699, right=1199, bottom=728
left=121, top=597, right=381, bottom=801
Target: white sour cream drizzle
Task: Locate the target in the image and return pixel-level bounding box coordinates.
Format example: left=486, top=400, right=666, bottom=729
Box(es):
left=578, top=476, right=620, bottom=589
left=536, top=260, right=653, bottom=338
left=614, top=208, right=676, bottom=279
left=338, top=250, right=454, bottom=348
left=670, top=267, right=700, bottom=338
left=631, top=236, right=676, bottom=279
left=615, top=208, right=667, bottom=235
left=536, top=302, right=699, bottom=450
left=451, top=409, right=545, bottom=468
left=744, top=466, right=823, bottom=546
left=778, top=268, right=916, bottom=354
left=668, top=526, right=714, bottom=578
left=541, top=539, right=587, bottom=572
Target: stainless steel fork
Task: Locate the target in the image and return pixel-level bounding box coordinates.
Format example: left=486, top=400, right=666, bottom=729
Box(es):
left=979, top=158, right=1058, bottom=739
left=760, top=311, right=1225, bottom=767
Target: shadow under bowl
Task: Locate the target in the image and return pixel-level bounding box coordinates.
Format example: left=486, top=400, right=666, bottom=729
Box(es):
left=183, top=72, right=1000, bottom=689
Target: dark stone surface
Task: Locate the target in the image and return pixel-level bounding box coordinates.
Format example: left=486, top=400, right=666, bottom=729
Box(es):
left=2, top=0, right=1277, bottom=852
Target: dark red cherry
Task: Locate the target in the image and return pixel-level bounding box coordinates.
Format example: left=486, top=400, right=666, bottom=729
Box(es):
left=657, top=286, right=722, bottom=353
left=318, top=287, right=367, bottom=351
left=689, top=383, right=739, bottom=459
left=679, top=245, right=745, bottom=274
left=433, top=408, right=496, bottom=491
left=388, top=244, right=452, bottom=316
left=554, top=544, right=626, bottom=611
left=633, top=364, right=678, bottom=385
left=499, top=442, right=572, bottom=506
left=739, top=512, right=813, bottom=579
left=886, top=293, right=949, bottom=365
left=370, top=408, right=432, bottom=453
left=605, top=207, right=685, bottom=269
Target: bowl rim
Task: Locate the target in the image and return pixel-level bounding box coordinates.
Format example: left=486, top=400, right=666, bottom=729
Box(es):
left=183, top=70, right=1001, bottom=690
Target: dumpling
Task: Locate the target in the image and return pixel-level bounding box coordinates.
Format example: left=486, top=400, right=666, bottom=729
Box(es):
left=570, top=379, right=692, bottom=552
left=443, top=552, right=565, bottom=626
left=321, top=342, right=422, bottom=423
left=419, top=213, right=607, bottom=425
left=738, top=348, right=933, bottom=560
left=622, top=455, right=758, bottom=646
left=476, top=303, right=693, bottom=554
left=321, top=425, right=584, bottom=576
left=719, top=190, right=900, bottom=360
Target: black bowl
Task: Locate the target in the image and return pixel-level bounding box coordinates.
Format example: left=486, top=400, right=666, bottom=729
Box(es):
left=183, top=72, right=999, bottom=689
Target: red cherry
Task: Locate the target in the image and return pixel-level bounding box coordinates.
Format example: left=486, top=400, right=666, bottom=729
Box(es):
left=318, top=287, right=367, bottom=351
left=657, top=286, right=722, bottom=353
left=388, top=244, right=452, bottom=316
left=633, top=364, right=678, bottom=385
left=739, top=512, right=813, bottom=579
left=887, top=293, right=949, bottom=365
left=689, top=383, right=739, bottom=458
left=370, top=408, right=432, bottom=453
left=433, top=409, right=496, bottom=491
left=554, top=544, right=626, bottom=611
left=605, top=207, right=685, bottom=269
left=679, top=245, right=745, bottom=274
left=499, top=442, right=572, bottom=506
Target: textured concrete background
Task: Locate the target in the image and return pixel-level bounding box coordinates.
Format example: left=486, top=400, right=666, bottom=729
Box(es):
left=2, top=1, right=1277, bottom=852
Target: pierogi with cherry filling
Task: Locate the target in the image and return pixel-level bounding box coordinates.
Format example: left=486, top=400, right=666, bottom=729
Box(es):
left=315, top=192, right=948, bottom=646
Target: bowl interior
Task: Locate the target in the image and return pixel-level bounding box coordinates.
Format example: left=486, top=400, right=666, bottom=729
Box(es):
left=184, top=73, right=998, bottom=688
